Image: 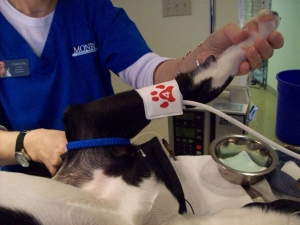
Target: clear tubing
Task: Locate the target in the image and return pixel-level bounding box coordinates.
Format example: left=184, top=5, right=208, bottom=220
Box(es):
left=183, top=100, right=300, bottom=160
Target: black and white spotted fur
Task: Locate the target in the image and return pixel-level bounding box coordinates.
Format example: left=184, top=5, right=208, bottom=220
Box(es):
left=1, top=10, right=300, bottom=225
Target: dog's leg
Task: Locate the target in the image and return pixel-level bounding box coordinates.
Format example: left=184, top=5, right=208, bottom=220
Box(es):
left=176, top=10, right=281, bottom=103
left=63, top=11, right=281, bottom=141
left=63, top=90, right=150, bottom=140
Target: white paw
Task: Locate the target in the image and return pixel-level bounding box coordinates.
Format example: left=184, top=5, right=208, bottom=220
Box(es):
left=252, top=10, right=281, bottom=40
left=176, top=10, right=281, bottom=104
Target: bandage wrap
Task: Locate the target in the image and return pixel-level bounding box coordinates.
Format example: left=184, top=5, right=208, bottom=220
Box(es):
left=136, top=80, right=183, bottom=120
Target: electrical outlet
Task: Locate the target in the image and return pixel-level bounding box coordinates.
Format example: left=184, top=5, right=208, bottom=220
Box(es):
left=162, top=0, right=192, bottom=17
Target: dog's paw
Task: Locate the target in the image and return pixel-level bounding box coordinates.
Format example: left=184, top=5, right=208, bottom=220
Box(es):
left=175, top=10, right=280, bottom=104
left=175, top=55, right=230, bottom=104
left=252, top=10, right=281, bottom=39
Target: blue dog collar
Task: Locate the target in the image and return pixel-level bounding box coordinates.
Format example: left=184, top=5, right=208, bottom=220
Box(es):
left=67, top=138, right=131, bottom=151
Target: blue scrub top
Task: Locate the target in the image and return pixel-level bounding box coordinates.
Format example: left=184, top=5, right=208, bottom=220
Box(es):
left=0, top=0, right=151, bottom=173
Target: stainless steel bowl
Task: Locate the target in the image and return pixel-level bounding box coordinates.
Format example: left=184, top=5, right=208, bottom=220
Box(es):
left=209, top=134, right=278, bottom=186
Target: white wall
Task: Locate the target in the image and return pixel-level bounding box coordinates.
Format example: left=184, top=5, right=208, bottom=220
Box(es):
left=110, top=0, right=239, bottom=144
left=111, top=0, right=239, bottom=59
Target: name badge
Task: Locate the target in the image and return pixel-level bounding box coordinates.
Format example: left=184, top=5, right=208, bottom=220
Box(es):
left=0, top=59, right=30, bottom=78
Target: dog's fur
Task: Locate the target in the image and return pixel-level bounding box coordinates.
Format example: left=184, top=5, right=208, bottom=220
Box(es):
left=1, top=10, right=300, bottom=225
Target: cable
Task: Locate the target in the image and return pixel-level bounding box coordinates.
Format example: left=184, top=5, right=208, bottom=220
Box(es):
left=183, top=100, right=300, bottom=160
left=185, top=199, right=195, bottom=214
left=131, top=132, right=176, bottom=160
left=130, top=132, right=164, bottom=144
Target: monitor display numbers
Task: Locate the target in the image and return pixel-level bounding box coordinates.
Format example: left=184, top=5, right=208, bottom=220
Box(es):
left=175, top=127, right=195, bottom=139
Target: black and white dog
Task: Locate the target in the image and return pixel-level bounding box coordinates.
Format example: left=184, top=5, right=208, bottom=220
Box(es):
left=1, top=10, right=300, bottom=225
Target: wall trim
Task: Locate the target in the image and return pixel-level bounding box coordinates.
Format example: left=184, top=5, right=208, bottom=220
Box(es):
left=266, top=84, right=278, bottom=97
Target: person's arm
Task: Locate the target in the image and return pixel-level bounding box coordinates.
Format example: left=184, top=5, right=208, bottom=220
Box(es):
left=0, top=129, right=67, bottom=176
left=153, top=23, right=284, bottom=84
left=0, top=130, right=20, bottom=165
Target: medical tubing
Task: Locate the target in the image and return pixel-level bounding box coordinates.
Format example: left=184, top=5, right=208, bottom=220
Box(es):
left=183, top=100, right=300, bottom=160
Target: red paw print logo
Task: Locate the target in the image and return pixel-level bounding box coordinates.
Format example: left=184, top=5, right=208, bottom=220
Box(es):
left=151, top=84, right=176, bottom=108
